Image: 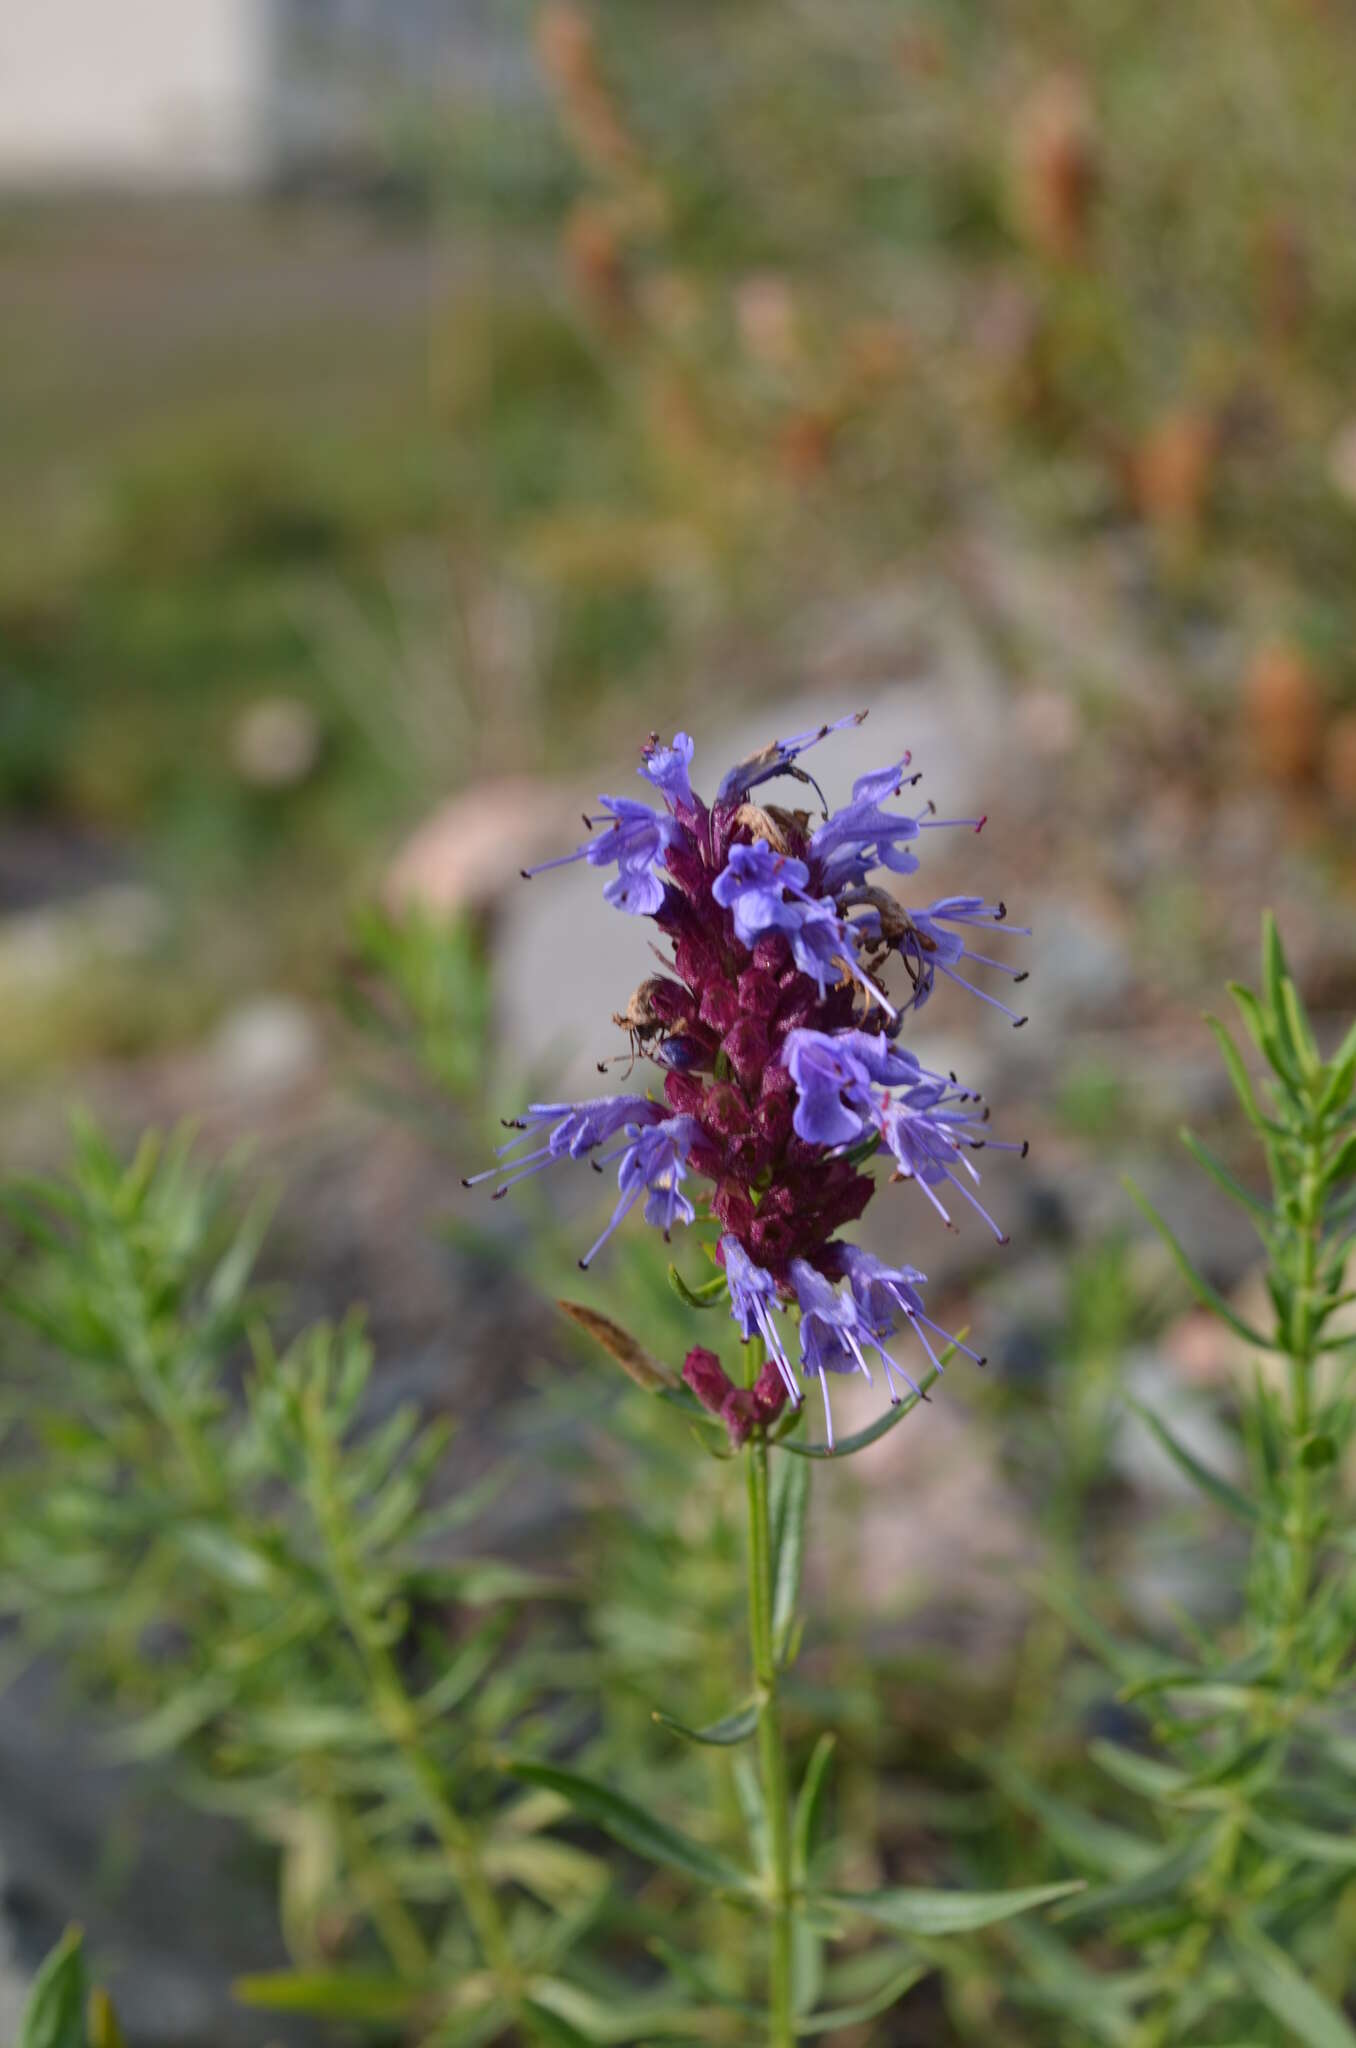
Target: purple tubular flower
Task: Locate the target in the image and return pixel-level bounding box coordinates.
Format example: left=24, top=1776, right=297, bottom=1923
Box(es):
left=788, top=1258, right=895, bottom=1449
left=463, top=1095, right=665, bottom=1194
left=523, top=796, right=679, bottom=915
left=782, top=1027, right=927, bottom=1147
left=880, top=1079, right=1021, bottom=1242
left=897, top=896, right=1031, bottom=1025
left=838, top=1244, right=986, bottom=1381
left=712, top=840, right=810, bottom=942
left=712, top=843, right=897, bottom=1018
left=580, top=1114, right=701, bottom=1268
left=809, top=762, right=925, bottom=891
left=640, top=731, right=696, bottom=810
left=715, top=710, right=867, bottom=804
left=722, top=1236, right=799, bottom=1402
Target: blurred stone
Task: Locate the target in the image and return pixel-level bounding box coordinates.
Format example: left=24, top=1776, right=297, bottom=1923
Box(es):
left=1026, top=894, right=1133, bottom=1026
left=209, top=997, right=319, bottom=1101
left=1012, top=686, right=1079, bottom=758
left=1326, top=417, right=1356, bottom=505
left=385, top=778, right=572, bottom=920
left=1128, top=410, right=1216, bottom=533
left=1243, top=641, right=1324, bottom=786
left=230, top=697, right=322, bottom=790
left=0, top=885, right=164, bottom=997
left=1009, top=71, right=1099, bottom=263
left=1322, top=710, right=1356, bottom=810
left=1162, top=1308, right=1233, bottom=1386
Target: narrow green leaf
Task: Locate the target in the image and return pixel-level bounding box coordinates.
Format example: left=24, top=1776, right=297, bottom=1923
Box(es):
left=1318, top=1017, right=1356, bottom=1116
left=521, top=2000, right=598, bottom=2048
left=1053, top=1830, right=1213, bottom=1922
left=794, top=1958, right=929, bottom=2034
left=1125, top=1400, right=1259, bottom=1524
left=823, top=1879, right=1081, bottom=1936
left=1260, top=911, right=1290, bottom=1025
left=1301, top=1433, right=1339, bottom=1471
left=791, top=1920, right=824, bottom=2021
left=233, top=1970, right=424, bottom=2018
left=87, top=1989, right=127, bottom=2048
left=1124, top=1179, right=1277, bottom=1349
left=508, top=1761, right=752, bottom=1894
left=792, top=1734, right=837, bottom=1885
left=104, top=1675, right=233, bottom=1760
left=1323, top=1133, right=1356, bottom=1191
left=651, top=1701, right=759, bottom=1747
left=1205, top=1015, right=1271, bottom=1133
left=646, top=1940, right=761, bottom=2018
left=1281, top=975, right=1320, bottom=1077
left=982, top=1750, right=1158, bottom=1881
left=647, top=1942, right=760, bottom=2017
left=1002, top=1921, right=1137, bottom=2047
left=667, top=1265, right=726, bottom=1309
left=1231, top=982, right=1295, bottom=1088
left=530, top=1980, right=737, bottom=2042
left=783, top=1370, right=940, bottom=1458
left=1179, top=1131, right=1271, bottom=1229
left=1229, top=1919, right=1356, bottom=2048
left=1247, top=1813, right=1356, bottom=1869
left=770, top=1451, right=810, bottom=1661
left=18, top=1928, right=88, bottom=2048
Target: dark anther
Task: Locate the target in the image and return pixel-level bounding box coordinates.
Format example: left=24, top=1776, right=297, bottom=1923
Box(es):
left=1014, top=971, right=1030, bottom=985
left=1013, top=1016, right=1029, bottom=1029
left=520, top=868, right=533, bottom=880
left=591, top=1160, right=604, bottom=1173
left=1020, top=1139, right=1031, bottom=1158
left=492, top=1188, right=508, bottom=1201
left=460, top=1176, right=473, bottom=1187
left=996, top=901, right=1007, bottom=920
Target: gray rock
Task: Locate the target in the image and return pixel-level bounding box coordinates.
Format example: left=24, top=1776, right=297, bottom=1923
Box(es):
left=209, top=996, right=320, bottom=1100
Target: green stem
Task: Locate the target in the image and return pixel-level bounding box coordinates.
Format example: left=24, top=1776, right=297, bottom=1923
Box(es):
left=746, top=1436, right=795, bottom=2048
left=1281, top=1125, right=1324, bottom=1633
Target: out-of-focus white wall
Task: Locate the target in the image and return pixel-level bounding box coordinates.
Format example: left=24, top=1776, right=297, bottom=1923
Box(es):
left=0, top=0, right=273, bottom=187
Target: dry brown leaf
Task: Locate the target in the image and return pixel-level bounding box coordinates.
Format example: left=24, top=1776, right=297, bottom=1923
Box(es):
left=556, top=1299, right=679, bottom=1392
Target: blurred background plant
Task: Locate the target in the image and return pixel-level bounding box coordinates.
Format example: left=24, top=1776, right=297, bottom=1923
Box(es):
left=3, top=0, right=1356, bottom=2037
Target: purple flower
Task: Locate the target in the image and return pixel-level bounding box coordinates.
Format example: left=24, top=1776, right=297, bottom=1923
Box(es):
left=712, top=841, right=810, bottom=945
left=838, top=1244, right=986, bottom=1380
left=782, top=1027, right=927, bottom=1147
left=788, top=1258, right=904, bottom=1448
left=580, top=1114, right=701, bottom=1268
left=640, top=731, right=696, bottom=810
left=713, top=844, right=896, bottom=1017
left=523, top=796, right=679, bottom=915
left=877, top=896, right=1030, bottom=1025
left=879, top=1080, right=1024, bottom=1242
left=715, top=711, right=867, bottom=805
left=809, top=762, right=925, bottom=891
left=722, top=1236, right=799, bottom=1401
left=463, top=1094, right=665, bottom=1195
